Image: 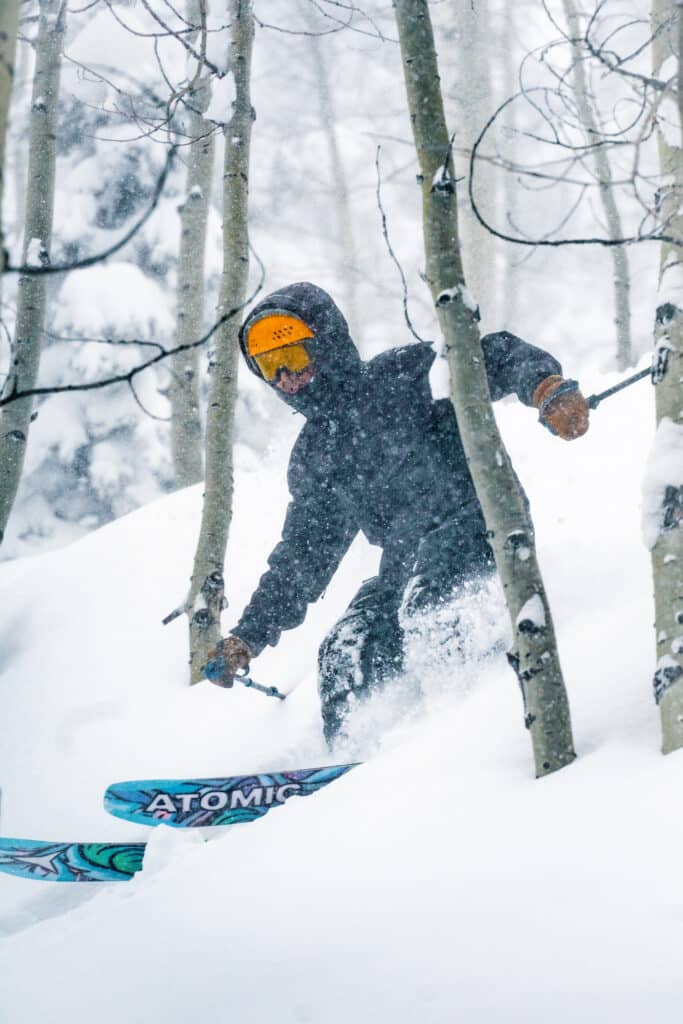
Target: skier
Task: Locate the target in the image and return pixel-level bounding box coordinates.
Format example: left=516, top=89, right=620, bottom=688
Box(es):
left=204, top=282, right=589, bottom=745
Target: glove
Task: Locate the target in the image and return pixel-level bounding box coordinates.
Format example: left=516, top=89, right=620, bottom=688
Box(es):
left=203, top=635, right=252, bottom=688
left=533, top=375, right=590, bottom=440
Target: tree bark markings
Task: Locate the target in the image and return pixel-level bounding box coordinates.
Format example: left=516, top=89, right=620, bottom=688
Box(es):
left=447, top=0, right=497, bottom=333
left=0, top=0, right=65, bottom=546
left=0, top=0, right=20, bottom=280
left=501, top=0, right=519, bottom=333
left=187, top=0, right=253, bottom=684
left=650, top=0, right=683, bottom=754
left=169, top=0, right=215, bottom=489
left=393, top=0, right=575, bottom=777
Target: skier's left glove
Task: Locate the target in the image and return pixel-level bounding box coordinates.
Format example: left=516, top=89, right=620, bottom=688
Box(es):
left=533, top=374, right=590, bottom=440
left=203, top=635, right=252, bottom=688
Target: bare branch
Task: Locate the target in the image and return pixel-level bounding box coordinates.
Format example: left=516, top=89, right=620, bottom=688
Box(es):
left=374, top=146, right=429, bottom=344
left=0, top=298, right=252, bottom=409
left=5, top=145, right=178, bottom=274
left=136, top=0, right=225, bottom=78
left=468, top=87, right=683, bottom=250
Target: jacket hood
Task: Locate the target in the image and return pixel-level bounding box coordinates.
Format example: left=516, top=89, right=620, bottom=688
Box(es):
left=239, top=282, right=362, bottom=417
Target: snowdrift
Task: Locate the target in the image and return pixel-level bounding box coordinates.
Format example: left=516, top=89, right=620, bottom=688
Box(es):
left=2, top=370, right=682, bottom=1023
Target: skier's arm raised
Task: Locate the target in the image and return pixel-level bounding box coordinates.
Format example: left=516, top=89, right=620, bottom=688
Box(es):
left=481, top=330, right=589, bottom=440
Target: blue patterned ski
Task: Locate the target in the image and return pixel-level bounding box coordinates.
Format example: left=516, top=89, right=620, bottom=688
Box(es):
left=104, top=763, right=359, bottom=829
left=0, top=838, right=146, bottom=882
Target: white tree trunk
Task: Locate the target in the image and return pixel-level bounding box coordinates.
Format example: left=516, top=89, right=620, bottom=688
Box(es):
left=501, top=0, right=519, bottom=331
left=649, top=0, right=683, bottom=754
left=187, top=0, right=254, bottom=683
left=10, top=20, right=30, bottom=249
left=449, top=0, right=498, bottom=332
left=0, top=0, right=65, bottom=547
left=561, top=0, right=633, bottom=370
left=394, top=0, right=576, bottom=778
left=0, top=0, right=19, bottom=278
left=169, top=0, right=215, bottom=489
left=0, top=0, right=8, bottom=804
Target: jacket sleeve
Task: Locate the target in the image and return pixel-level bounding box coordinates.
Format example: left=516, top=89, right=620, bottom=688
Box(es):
left=233, top=475, right=357, bottom=657
left=481, top=331, right=562, bottom=406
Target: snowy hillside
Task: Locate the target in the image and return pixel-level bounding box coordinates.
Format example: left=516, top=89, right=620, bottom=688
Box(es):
left=2, top=363, right=682, bottom=1022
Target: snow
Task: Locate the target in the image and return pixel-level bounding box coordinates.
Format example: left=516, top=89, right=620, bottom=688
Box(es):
left=459, top=285, right=479, bottom=314
left=515, top=592, right=546, bottom=629
left=658, top=654, right=682, bottom=672
left=52, top=263, right=175, bottom=341
left=25, top=237, right=45, bottom=267
left=66, top=8, right=162, bottom=89
left=2, top=366, right=681, bottom=1022
left=436, top=284, right=479, bottom=315
left=2, top=1, right=682, bottom=1016
left=204, top=71, right=236, bottom=123
left=52, top=155, right=100, bottom=245
left=641, top=416, right=683, bottom=549
left=89, top=440, right=135, bottom=498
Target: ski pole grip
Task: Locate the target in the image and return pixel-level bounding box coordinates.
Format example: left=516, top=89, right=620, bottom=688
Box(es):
left=537, top=378, right=579, bottom=433
left=203, top=656, right=234, bottom=688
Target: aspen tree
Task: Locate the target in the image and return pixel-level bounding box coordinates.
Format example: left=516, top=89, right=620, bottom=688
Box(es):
left=169, top=0, right=215, bottom=489
left=0, top=0, right=65, bottom=546
left=0, top=0, right=7, bottom=809
left=501, top=0, right=519, bottom=332
left=649, top=0, right=683, bottom=754
left=0, top=0, right=19, bottom=280
left=187, top=0, right=254, bottom=683
left=393, top=0, right=575, bottom=777
left=448, top=0, right=497, bottom=332
left=561, top=0, right=633, bottom=370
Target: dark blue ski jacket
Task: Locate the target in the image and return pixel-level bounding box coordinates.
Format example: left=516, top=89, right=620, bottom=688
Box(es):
left=233, top=283, right=561, bottom=655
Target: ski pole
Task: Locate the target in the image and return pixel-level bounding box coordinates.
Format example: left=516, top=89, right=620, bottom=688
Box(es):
left=203, top=656, right=287, bottom=700
left=236, top=670, right=287, bottom=701
left=586, top=366, right=650, bottom=411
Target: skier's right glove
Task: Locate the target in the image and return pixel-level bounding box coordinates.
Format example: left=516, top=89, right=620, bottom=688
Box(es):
left=533, top=374, right=590, bottom=440
left=203, top=635, right=252, bottom=688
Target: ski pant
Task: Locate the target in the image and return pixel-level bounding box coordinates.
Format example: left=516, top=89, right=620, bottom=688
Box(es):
left=318, top=515, right=495, bottom=746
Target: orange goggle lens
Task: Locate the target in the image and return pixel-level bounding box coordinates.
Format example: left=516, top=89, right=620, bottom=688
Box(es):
left=254, top=342, right=312, bottom=381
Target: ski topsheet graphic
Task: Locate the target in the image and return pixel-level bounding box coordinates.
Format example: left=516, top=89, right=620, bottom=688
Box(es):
left=104, top=763, right=359, bottom=828
left=0, top=765, right=359, bottom=881
left=0, top=838, right=146, bottom=882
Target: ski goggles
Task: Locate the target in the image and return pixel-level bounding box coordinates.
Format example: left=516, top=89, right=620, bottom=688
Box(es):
left=254, top=342, right=313, bottom=381
left=243, top=310, right=315, bottom=381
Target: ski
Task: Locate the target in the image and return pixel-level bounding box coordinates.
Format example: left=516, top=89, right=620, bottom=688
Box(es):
left=0, top=837, right=146, bottom=882
left=104, top=763, right=359, bottom=829
left=0, top=765, right=359, bottom=882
